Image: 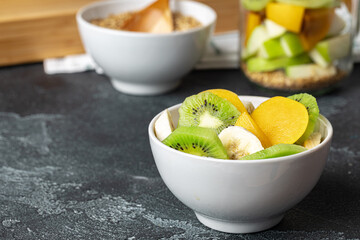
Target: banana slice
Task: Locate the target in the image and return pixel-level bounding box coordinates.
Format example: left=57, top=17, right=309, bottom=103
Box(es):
left=219, top=126, right=264, bottom=160
left=303, top=117, right=327, bottom=149
left=242, top=100, right=255, bottom=114
left=315, top=117, right=327, bottom=140
left=303, top=132, right=322, bottom=149
left=155, top=109, right=175, bottom=141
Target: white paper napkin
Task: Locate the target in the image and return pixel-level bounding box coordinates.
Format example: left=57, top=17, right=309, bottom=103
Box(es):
left=43, top=54, right=104, bottom=75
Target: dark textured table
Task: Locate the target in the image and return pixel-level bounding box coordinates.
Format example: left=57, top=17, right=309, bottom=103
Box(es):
left=0, top=63, right=359, bottom=239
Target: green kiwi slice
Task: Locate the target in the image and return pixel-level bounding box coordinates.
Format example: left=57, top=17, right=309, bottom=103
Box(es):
left=162, top=126, right=228, bottom=159
left=288, top=93, right=320, bottom=144
left=239, top=144, right=307, bottom=160
left=178, top=92, right=241, bottom=134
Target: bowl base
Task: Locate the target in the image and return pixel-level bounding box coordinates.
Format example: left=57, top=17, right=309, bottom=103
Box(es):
left=110, top=78, right=181, bottom=96
left=194, top=212, right=283, bottom=234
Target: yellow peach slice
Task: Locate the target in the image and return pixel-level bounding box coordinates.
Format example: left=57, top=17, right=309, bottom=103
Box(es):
left=203, top=89, right=248, bottom=113
left=266, top=2, right=305, bottom=33
left=235, top=111, right=272, bottom=148
left=251, top=96, right=309, bottom=145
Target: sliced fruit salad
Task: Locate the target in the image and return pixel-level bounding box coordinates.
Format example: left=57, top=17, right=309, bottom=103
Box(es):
left=241, top=0, right=350, bottom=80
left=154, top=89, right=326, bottom=160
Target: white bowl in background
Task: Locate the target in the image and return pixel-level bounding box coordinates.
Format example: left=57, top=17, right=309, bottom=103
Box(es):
left=148, top=96, right=333, bottom=233
left=76, top=0, right=216, bottom=96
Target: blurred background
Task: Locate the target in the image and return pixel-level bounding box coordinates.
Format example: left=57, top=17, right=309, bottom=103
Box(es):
left=0, top=0, right=238, bottom=67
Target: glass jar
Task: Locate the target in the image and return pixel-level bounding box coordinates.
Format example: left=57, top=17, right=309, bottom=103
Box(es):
left=239, top=0, right=358, bottom=93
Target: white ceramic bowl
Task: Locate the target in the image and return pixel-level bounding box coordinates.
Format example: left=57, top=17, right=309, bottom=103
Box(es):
left=148, top=96, right=333, bottom=233
left=76, top=0, right=216, bottom=96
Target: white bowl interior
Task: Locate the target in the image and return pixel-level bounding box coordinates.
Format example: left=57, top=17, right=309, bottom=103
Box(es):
left=81, top=0, right=152, bottom=21
left=171, top=1, right=217, bottom=26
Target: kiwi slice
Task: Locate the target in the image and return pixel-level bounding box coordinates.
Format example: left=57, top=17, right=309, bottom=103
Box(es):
left=162, top=126, right=228, bottom=159
left=178, top=92, right=241, bottom=134
left=239, top=144, right=306, bottom=160
left=288, top=93, right=319, bottom=144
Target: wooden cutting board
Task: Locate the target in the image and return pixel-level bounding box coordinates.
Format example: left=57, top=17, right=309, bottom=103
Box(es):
left=0, top=0, right=239, bottom=66
left=0, top=0, right=99, bottom=66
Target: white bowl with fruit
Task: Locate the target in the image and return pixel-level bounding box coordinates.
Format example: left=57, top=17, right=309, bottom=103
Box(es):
left=148, top=89, right=333, bottom=233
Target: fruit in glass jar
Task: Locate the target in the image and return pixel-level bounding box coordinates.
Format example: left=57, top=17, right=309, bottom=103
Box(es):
left=259, top=38, right=286, bottom=59
left=300, top=7, right=334, bottom=51
left=275, top=0, right=338, bottom=9
left=242, top=0, right=271, bottom=11
left=327, top=13, right=346, bottom=37
left=309, top=34, right=351, bottom=67
left=342, top=0, right=351, bottom=10
left=246, top=53, right=311, bottom=72
left=285, top=64, right=336, bottom=79
left=244, top=25, right=269, bottom=58
left=322, top=0, right=342, bottom=8
left=264, top=19, right=286, bottom=39
left=280, top=32, right=304, bottom=57
left=265, top=2, right=305, bottom=33
left=245, top=12, right=262, bottom=45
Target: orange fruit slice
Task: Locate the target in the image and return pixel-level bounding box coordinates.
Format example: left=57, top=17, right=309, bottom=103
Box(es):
left=203, top=89, right=248, bottom=113
left=251, top=96, right=309, bottom=145
left=266, top=2, right=305, bottom=33
left=123, top=0, right=173, bottom=33
left=235, top=111, right=272, bottom=148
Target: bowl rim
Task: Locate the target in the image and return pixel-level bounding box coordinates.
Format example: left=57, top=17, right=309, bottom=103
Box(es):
left=76, top=0, right=217, bottom=38
left=148, top=95, right=333, bottom=164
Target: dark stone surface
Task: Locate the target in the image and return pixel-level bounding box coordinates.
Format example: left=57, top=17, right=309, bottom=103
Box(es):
left=0, top=63, right=359, bottom=239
